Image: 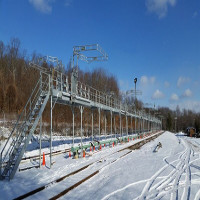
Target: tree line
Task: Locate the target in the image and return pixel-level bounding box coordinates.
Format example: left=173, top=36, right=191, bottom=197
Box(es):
left=0, top=38, right=199, bottom=135
left=157, top=106, right=200, bottom=133
left=0, top=38, right=122, bottom=135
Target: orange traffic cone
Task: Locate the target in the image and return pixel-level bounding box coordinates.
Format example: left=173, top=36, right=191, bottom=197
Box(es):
left=100, top=145, right=102, bottom=150
left=69, top=151, right=71, bottom=158
left=113, top=142, right=114, bottom=147
left=90, top=146, right=92, bottom=152
left=128, top=138, right=129, bottom=142
left=83, top=150, right=85, bottom=158
left=93, top=146, right=95, bottom=151
left=42, top=152, right=45, bottom=166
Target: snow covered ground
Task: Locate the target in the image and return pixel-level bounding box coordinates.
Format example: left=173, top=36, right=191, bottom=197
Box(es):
left=1, top=131, right=200, bottom=200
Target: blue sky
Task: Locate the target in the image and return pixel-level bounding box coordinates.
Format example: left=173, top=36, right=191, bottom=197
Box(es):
left=0, top=0, right=200, bottom=111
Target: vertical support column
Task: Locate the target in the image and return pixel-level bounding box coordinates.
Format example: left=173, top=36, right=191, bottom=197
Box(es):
left=39, top=116, right=42, bottom=168
left=72, top=106, right=75, bottom=146
left=91, top=109, right=94, bottom=143
left=50, top=93, right=52, bottom=168
left=135, top=117, right=137, bottom=134
left=122, top=119, right=123, bottom=137
left=153, top=122, right=154, bottom=132
left=49, top=72, right=53, bottom=168
left=105, top=112, right=107, bottom=140
left=39, top=71, right=42, bottom=168
left=110, top=111, right=112, bottom=138
left=120, top=113, right=122, bottom=138
left=98, top=108, right=101, bottom=141
left=150, top=121, right=152, bottom=132
left=114, top=114, right=116, bottom=138
left=126, top=114, right=128, bottom=137
left=0, top=151, right=1, bottom=177
left=80, top=106, right=84, bottom=154
left=61, top=73, right=63, bottom=92
left=131, top=116, right=133, bottom=135
left=143, top=118, right=144, bottom=133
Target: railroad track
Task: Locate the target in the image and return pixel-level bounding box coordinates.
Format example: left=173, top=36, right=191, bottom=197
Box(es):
left=2, top=132, right=161, bottom=171
left=13, top=131, right=163, bottom=200
left=1, top=148, right=71, bottom=171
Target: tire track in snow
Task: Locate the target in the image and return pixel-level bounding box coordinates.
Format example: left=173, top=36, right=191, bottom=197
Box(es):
left=101, top=148, right=188, bottom=200
left=101, top=136, right=200, bottom=200
left=138, top=138, right=199, bottom=200
left=136, top=140, right=188, bottom=200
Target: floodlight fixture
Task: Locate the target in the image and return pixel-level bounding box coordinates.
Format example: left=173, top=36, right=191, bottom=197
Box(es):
left=134, top=78, right=137, bottom=84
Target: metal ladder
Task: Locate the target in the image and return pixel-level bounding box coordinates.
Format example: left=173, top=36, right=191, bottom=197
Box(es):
left=0, top=75, right=50, bottom=180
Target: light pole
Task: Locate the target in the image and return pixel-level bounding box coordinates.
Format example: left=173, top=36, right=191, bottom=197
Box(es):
left=134, top=78, right=137, bottom=106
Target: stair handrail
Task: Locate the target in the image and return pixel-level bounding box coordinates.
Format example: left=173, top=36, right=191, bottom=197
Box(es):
left=6, top=75, right=50, bottom=165
left=0, top=77, right=41, bottom=166
left=9, top=75, right=49, bottom=153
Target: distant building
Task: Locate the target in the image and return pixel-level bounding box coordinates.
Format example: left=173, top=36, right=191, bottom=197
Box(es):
left=186, top=127, right=196, bottom=137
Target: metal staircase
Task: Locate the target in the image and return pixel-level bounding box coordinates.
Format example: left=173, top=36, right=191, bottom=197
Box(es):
left=0, top=74, right=50, bottom=180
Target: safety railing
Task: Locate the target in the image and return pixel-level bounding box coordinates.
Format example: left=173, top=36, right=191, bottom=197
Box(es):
left=46, top=67, right=160, bottom=124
